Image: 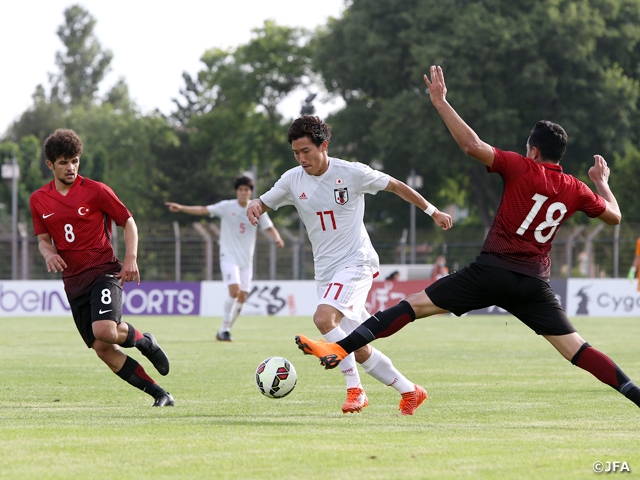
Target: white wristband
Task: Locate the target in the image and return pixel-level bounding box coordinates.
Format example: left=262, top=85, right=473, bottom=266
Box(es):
left=424, top=204, right=436, bottom=216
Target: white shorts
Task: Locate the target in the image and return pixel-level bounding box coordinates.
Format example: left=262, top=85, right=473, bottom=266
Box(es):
left=220, top=260, right=252, bottom=291
left=316, top=265, right=374, bottom=329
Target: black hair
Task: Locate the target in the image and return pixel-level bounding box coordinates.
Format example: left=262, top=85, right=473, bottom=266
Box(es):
left=287, top=116, right=331, bottom=147
left=234, top=175, right=254, bottom=191
left=528, top=120, right=567, bottom=162
left=44, top=129, right=83, bottom=163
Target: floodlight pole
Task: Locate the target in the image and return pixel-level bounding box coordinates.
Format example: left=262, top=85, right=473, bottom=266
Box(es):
left=3, top=155, right=20, bottom=280
left=12, top=156, right=18, bottom=279
left=406, top=170, right=423, bottom=265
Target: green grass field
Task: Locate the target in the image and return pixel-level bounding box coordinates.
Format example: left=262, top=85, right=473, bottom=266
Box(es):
left=1, top=314, right=639, bottom=479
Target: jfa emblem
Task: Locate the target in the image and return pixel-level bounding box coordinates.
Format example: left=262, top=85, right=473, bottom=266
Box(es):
left=334, top=187, right=349, bottom=205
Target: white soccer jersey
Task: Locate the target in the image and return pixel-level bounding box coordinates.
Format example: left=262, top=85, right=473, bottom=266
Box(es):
left=260, top=157, right=389, bottom=284
left=206, top=199, right=274, bottom=268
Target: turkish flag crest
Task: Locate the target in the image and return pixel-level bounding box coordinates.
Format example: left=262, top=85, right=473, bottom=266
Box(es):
left=334, top=188, right=349, bottom=205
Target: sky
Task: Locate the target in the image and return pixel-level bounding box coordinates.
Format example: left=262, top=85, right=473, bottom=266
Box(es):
left=0, top=0, right=347, bottom=136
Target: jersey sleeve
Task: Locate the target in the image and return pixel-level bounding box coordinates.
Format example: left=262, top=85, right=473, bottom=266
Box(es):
left=206, top=201, right=226, bottom=218
left=358, top=162, right=390, bottom=194
left=488, top=148, right=528, bottom=180
left=258, top=211, right=275, bottom=230
left=575, top=181, right=606, bottom=218
left=29, top=191, right=47, bottom=236
left=98, top=183, right=132, bottom=226
left=260, top=171, right=294, bottom=210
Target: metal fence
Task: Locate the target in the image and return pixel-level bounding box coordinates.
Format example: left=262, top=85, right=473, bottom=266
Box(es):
left=2, top=220, right=639, bottom=281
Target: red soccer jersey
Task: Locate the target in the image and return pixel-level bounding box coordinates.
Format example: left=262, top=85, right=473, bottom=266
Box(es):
left=30, top=176, right=132, bottom=300
left=475, top=148, right=607, bottom=281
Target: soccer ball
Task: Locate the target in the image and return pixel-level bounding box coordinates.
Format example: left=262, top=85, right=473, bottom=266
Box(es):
left=255, top=356, right=297, bottom=399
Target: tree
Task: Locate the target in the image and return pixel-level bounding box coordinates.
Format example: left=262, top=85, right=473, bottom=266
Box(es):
left=314, top=0, right=640, bottom=228
left=611, top=142, right=640, bottom=223
left=0, top=135, right=47, bottom=224
left=167, top=22, right=314, bottom=210
left=51, top=4, right=113, bottom=107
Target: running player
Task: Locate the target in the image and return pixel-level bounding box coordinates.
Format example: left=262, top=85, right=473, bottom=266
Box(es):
left=247, top=115, right=452, bottom=415
left=30, top=128, right=173, bottom=407
left=166, top=176, right=284, bottom=341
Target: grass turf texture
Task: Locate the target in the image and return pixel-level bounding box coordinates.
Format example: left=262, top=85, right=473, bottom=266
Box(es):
left=0, top=314, right=639, bottom=479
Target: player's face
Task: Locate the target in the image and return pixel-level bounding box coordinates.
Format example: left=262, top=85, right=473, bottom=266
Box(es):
left=47, top=156, right=80, bottom=186
left=291, top=137, right=329, bottom=176
left=235, top=185, right=252, bottom=206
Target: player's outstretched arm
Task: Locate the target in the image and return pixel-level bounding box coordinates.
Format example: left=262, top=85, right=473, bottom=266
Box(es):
left=588, top=154, right=621, bottom=225
left=423, top=65, right=494, bottom=166
left=165, top=202, right=209, bottom=216
left=385, top=177, right=453, bottom=230
left=266, top=226, right=285, bottom=248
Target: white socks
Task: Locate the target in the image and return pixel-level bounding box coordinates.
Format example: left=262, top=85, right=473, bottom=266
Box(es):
left=361, top=347, right=414, bottom=394
left=323, top=323, right=416, bottom=394
left=220, top=295, right=236, bottom=333
left=229, top=301, right=243, bottom=328
left=323, top=326, right=362, bottom=389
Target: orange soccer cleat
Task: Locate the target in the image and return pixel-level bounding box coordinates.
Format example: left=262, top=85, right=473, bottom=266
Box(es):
left=399, top=384, right=428, bottom=416
left=294, top=334, right=348, bottom=369
left=342, top=387, right=369, bottom=414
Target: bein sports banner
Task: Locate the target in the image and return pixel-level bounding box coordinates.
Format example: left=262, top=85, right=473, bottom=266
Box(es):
left=0, top=281, right=200, bottom=316
left=0, top=278, right=582, bottom=317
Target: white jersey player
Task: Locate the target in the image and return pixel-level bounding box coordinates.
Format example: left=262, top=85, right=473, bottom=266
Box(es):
left=166, top=176, right=284, bottom=341
left=247, top=116, right=452, bottom=415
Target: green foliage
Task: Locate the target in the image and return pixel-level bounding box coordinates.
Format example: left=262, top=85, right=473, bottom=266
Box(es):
left=52, top=4, right=113, bottom=107
left=63, top=104, right=179, bottom=220
left=611, top=141, right=640, bottom=222
left=314, top=0, right=640, bottom=228
left=3, top=1, right=640, bottom=231
left=165, top=22, right=315, bottom=216
left=0, top=136, right=47, bottom=223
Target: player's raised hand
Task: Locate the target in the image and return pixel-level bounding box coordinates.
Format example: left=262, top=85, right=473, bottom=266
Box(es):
left=588, top=155, right=610, bottom=184
left=432, top=210, right=453, bottom=230
left=423, top=65, right=447, bottom=105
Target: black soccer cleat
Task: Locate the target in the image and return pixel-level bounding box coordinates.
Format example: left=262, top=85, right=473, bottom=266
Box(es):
left=319, top=354, right=343, bottom=370
left=138, top=333, right=170, bottom=376
left=216, top=331, right=232, bottom=342
left=152, top=391, right=174, bottom=407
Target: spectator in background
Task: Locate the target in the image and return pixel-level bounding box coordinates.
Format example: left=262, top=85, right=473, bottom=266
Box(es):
left=430, top=255, right=449, bottom=281
left=166, top=176, right=284, bottom=342
left=385, top=271, right=400, bottom=282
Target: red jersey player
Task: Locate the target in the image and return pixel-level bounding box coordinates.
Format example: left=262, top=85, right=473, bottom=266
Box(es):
left=295, top=66, right=640, bottom=411
left=30, top=129, right=174, bottom=407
